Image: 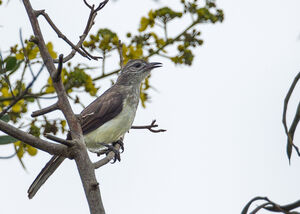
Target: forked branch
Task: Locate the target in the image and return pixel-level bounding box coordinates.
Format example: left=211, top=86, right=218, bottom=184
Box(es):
left=131, top=120, right=166, bottom=133
left=242, top=196, right=300, bottom=214
left=48, top=0, right=110, bottom=63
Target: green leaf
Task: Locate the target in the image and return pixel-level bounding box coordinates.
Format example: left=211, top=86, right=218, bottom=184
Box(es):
left=5, top=56, right=17, bottom=71
left=8, top=60, right=23, bottom=74
left=0, top=114, right=10, bottom=122
left=0, top=135, right=17, bottom=145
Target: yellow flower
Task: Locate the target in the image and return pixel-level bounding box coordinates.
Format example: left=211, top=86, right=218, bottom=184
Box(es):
left=1, top=87, right=9, bottom=97
left=26, top=145, right=38, bottom=156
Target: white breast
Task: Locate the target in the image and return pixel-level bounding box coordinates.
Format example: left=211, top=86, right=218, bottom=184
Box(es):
left=84, top=100, right=137, bottom=153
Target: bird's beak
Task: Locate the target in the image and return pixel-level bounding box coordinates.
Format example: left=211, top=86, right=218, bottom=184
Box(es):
left=148, top=62, right=163, bottom=69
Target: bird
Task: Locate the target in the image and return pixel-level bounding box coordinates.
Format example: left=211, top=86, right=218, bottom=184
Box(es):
left=27, top=59, right=162, bottom=199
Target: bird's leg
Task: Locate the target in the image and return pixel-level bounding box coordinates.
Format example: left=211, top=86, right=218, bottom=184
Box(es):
left=112, top=139, right=124, bottom=153
left=98, top=143, right=121, bottom=163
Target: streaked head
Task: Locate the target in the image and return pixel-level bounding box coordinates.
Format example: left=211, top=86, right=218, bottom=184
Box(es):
left=117, top=59, right=162, bottom=86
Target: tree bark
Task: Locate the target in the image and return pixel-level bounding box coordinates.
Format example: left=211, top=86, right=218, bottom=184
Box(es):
left=21, top=0, right=106, bottom=213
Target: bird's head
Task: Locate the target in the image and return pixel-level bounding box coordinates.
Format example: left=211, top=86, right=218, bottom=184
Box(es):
left=116, top=59, right=162, bottom=86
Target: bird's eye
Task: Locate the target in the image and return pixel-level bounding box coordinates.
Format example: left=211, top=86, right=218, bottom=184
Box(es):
left=134, top=63, right=142, bottom=68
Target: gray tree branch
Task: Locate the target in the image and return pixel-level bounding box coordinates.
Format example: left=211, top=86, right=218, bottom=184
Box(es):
left=0, top=119, right=68, bottom=156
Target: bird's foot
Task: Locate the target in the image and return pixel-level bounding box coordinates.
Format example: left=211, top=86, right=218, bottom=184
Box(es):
left=98, top=143, right=121, bottom=163
left=112, top=140, right=124, bottom=153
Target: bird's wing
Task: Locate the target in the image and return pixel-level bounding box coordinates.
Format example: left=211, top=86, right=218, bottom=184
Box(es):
left=80, top=89, right=123, bottom=135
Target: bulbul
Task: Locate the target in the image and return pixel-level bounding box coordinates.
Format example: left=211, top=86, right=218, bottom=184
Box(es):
left=28, top=59, right=162, bottom=199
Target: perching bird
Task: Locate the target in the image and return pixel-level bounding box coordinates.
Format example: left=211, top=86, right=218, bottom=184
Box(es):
left=28, top=59, right=162, bottom=199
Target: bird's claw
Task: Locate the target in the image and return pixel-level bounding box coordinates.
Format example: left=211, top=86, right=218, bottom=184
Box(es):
left=99, top=143, right=121, bottom=163
left=113, top=140, right=124, bottom=153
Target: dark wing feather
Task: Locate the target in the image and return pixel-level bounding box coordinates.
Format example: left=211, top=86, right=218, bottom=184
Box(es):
left=80, top=89, right=123, bottom=135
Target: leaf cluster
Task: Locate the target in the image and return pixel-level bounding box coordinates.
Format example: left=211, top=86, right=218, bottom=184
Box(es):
left=83, top=0, right=223, bottom=106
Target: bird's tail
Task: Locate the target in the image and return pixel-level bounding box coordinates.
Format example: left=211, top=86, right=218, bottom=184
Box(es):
left=27, top=155, right=65, bottom=199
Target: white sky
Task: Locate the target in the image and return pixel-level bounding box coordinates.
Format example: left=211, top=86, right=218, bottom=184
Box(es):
left=1, top=0, right=300, bottom=214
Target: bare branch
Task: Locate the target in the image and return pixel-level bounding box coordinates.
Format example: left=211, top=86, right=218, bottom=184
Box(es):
left=52, top=54, right=63, bottom=82
left=95, top=0, right=109, bottom=12
left=118, top=40, right=124, bottom=69
left=282, top=71, right=300, bottom=161
left=251, top=202, right=273, bottom=214
left=37, top=11, right=93, bottom=60
left=0, top=93, right=57, bottom=102
left=264, top=199, right=300, bottom=213
left=44, top=133, right=75, bottom=147
left=242, top=196, right=300, bottom=214
left=3, top=74, right=15, bottom=98
left=83, top=0, right=92, bottom=9
left=19, top=28, right=35, bottom=77
left=93, top=68, right=120, bottom=81
left=31, top=102, right=59, bottom=117
left=80, top=45, right=102, bottom=60
left=288, top=101, right=300, bottom=146
left=52, top=0, right=109, bottom=63
left=241, top=197, right=269, bottom=214
left=131, top=120, right=166, bottom=133
left=0, top=119, right=68, bottom=156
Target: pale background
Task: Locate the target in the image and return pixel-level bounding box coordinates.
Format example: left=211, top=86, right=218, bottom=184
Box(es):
left=1, top=0, right=300, bottom=213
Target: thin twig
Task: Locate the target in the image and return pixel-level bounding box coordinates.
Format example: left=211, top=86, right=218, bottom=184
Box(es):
left=101, top=51, right=106, bottom=75
left=265, top=199, right=300, bottom=212
left=93, top=69, right=120, bottom=81
left=0, top=64, right=44, bottom=118
left=0, top=93, right=56, bottom=102
left=288, top=101, right=300, bottom=147
left=282, top=71, right=300, bottom=161
left=31, top=102, right=59, bottom=117
left=51, top=0, right=109, bottom=63
left=241, top=197, right=269, bottom=214
left=131, top=120, right=166, bottom=133
left=83, top=0, right=92, bottom=9
left=94, top=0, right=109, bottom=12
left=0, top=151, right=17, bottom=159
left=80, top=45, right=102, bottom=60
left=146, top=20, right=198, bottom=59
left=118, top=40, right=124, bottom=69
left=250, top=202, right=272, bottom=214
left=3, top=75, right=15, bottom=98
left=44, top=133, right=75, bottom=147
left=37, top=11, right=93, bottom=60
left=52, top=54, right=63, bottom=82
left=19, top=29, right=35, bottom=77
